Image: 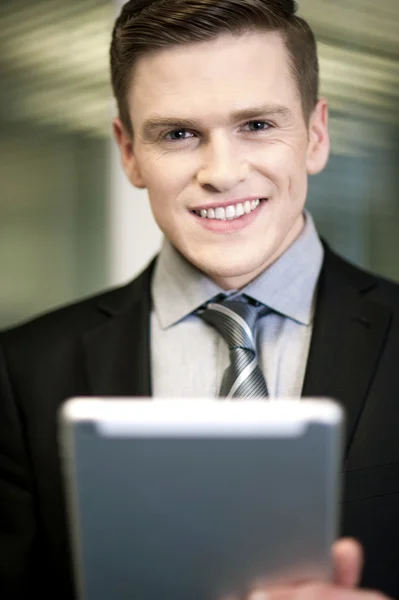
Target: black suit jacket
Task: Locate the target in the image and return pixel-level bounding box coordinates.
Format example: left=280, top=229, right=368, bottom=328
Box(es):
left=1, top=244, right=399, bottom=599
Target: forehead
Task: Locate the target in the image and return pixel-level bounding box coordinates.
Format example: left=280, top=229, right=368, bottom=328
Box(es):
left=129, top=31, right=302, bottom=121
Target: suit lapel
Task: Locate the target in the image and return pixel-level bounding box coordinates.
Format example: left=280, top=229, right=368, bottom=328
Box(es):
left=83, top=261, right=155, bottom=397
left=302, top=247, right=392, bottom=456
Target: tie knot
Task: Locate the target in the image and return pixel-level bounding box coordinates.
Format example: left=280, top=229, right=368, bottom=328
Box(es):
left=199, top=296, right=267, bottom=351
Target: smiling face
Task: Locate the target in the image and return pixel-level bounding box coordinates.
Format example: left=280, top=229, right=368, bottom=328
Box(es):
left=114, top=30, right=330, bottom=289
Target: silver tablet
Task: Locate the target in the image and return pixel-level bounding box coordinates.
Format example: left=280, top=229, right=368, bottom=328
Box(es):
left=59, top=398, right=344, bottom=600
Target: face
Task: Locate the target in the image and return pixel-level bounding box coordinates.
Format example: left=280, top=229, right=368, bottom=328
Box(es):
left=114, top=31, right=330, bottom=289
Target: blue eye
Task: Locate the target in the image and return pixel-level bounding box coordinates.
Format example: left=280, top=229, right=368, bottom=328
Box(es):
left=164, top=129, right=194, bottom=141
left=245, top=121, right=271, bottom=131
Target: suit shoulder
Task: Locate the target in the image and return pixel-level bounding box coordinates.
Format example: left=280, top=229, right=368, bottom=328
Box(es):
left=0, top=261, right=154, bottom=350
left=0, top=286, right=122, bottom=350
left=325, top=245, right=399, bottom=306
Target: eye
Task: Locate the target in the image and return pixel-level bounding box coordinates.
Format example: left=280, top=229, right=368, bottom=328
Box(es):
left=243, top=120, right=272, bottom=132
left=163, top=129, right=195, bottom=141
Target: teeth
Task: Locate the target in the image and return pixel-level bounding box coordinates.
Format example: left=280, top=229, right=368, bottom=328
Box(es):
left=236, top=203, right=244, bottom=217
left=225, top=205, right=235, bottom=219
left=196, top=199, right=263, bottom=220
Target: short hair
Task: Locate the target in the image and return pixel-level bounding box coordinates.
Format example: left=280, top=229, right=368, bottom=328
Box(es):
left=110, top=0, right=319, bottom=135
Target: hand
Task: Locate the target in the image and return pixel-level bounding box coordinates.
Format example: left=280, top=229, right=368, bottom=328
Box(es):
left=223, top=538, right=391, bottom=600
left=245, top=538, right=390, bottom=599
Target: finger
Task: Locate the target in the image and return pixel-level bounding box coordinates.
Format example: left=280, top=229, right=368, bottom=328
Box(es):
left=246, top=583, right=390, bottom=600
left=246, top=582, right=325, bottom=600
left=246, top=591, right=270, bottom=600
left=332, top=538, right=364, bottom=588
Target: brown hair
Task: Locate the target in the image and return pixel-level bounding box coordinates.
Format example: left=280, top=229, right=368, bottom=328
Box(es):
left=110, top=0, right=319, bottom=135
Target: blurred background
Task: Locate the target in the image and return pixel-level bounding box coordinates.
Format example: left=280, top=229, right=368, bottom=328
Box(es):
left=0, top=0, right=398, bottom=328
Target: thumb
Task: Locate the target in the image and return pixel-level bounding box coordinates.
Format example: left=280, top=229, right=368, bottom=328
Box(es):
left=332, top=537, right=363, bottom=588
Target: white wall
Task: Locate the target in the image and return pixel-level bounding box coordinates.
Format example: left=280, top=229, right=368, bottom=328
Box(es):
left=108, top=1, right=162, bottom=286
left=109, top=140, right=162, bottom=286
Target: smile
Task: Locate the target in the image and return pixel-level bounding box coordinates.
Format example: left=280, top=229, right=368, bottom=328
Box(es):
left=193, top=198, right=265, bottom=221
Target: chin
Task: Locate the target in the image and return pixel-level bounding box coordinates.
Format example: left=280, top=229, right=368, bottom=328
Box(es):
left=196, top=251, right=271, bottom=288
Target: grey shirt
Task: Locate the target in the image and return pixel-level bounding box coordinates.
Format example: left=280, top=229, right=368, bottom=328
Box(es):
left=151, top=211, right=324, bottom=399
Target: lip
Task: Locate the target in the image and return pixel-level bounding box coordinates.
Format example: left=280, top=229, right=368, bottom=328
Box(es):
left=192, top=198, right=268, bottom=233
left=190, top=196, right=267, bottom=211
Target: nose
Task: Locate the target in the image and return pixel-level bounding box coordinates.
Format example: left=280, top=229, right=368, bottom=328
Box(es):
left=196, top=134, right=249, bottom=192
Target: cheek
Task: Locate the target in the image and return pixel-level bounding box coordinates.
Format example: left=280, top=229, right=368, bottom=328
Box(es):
left=140, top=163, right=194, bottom=237
left=140, top=153, right=194, bottom=204
left=257, top=143, right=308, bottom=194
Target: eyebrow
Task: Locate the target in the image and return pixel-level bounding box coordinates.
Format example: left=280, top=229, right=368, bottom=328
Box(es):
left=141, top=105, right=293, bottom=138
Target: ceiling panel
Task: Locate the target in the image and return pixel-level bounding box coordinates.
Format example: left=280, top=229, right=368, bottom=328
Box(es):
left=0, top=0, right=398, bottom=153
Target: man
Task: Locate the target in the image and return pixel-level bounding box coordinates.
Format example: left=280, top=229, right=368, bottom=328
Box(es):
left=0, top=0, right=398, bottom=598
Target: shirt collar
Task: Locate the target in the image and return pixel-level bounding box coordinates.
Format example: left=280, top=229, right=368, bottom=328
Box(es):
left=152, top=239, right=224, bottom=329
left=152, top=210, right=323, bottom=329
left=243, top=212, right=323, bottom=325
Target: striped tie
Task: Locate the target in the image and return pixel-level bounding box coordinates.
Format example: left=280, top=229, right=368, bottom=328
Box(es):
left=200, top=296, right=268, bottom=398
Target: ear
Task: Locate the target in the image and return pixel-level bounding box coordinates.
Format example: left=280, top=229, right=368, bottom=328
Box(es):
left=112, top=117, right=146, bottom=188
left=306, top=98, right=330, bottom=175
